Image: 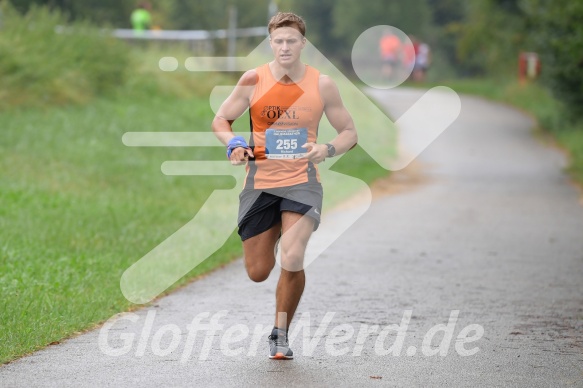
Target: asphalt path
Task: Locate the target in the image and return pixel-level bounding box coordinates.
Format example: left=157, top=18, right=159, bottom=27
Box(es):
left=1, top=88, right=582, bottom=387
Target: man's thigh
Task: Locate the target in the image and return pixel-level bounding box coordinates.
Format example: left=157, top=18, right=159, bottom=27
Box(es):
left=242, top=222, right=281, bottom=271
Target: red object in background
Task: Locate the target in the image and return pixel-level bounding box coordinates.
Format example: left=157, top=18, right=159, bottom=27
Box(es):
left=518, top=52, right=541, bottom=83
left=402, top=41, right=416, bottom=67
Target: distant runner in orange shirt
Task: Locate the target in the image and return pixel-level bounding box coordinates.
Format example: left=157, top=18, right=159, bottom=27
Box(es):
left=212, top=12, right=358, bottom=360
left=379, top=30, right=402, bottom=78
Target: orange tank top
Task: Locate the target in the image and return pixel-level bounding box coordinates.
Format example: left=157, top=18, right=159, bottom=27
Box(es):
left=245, top=63, right=324, bottom=189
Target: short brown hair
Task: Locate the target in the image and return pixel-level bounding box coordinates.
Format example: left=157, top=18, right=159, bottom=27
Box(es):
left=268, top=12, right=306, bottom=36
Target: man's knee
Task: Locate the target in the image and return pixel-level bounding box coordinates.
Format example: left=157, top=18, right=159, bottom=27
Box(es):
left=245, top=260, right=274, bottom=282
left=280, top=250, right=305, bottom=272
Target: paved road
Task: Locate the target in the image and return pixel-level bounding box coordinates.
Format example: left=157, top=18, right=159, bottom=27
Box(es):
left=2, top=88, right=582, bottom=387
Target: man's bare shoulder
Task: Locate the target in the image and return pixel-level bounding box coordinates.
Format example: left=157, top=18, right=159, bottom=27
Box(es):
left=239, top=69, right=259, bottom=86
left=319, top=74, right=339, bottom=90
left=318, top=74, right=341, bottom=104
left=318, top=73, right=332, bottom=83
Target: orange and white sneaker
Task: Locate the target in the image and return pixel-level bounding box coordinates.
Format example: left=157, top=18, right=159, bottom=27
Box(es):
left=268, top=328, right=293, bottom=360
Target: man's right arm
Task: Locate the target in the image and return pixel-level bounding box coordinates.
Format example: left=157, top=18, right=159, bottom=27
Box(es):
left=212, top=70, right=258, bottom=165
left=212, top=70, right=257, bottom=146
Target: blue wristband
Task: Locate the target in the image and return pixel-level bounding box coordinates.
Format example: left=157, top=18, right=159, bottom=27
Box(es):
left=226, top=136, right=249, bottom=158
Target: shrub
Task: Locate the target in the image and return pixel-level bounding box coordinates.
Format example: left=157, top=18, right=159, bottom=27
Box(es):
left=523, top=0, right=583, bottom=121
left=0, top=2, right=130, bottom=109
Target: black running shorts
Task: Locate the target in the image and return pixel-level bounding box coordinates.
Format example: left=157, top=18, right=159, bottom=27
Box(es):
left=237, top=183, right=323, bottom=241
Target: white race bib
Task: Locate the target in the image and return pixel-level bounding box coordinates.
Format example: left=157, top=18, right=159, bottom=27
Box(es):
left=264, top=128, right=308, bottom=159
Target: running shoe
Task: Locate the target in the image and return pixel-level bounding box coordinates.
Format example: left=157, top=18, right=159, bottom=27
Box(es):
left=268, top=328, right=293, bottom=360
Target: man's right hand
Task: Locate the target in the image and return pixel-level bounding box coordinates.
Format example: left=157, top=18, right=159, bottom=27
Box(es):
left=230, top=147, right=254, bottom=166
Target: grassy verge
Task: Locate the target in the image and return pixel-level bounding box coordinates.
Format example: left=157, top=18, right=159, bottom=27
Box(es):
left=424, top=78, right=583, bottom=185
left=0, top=94, right=223, bottom=362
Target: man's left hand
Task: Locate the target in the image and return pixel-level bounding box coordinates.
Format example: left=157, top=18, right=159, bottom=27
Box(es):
left=302, top=142, right=328, bottom=164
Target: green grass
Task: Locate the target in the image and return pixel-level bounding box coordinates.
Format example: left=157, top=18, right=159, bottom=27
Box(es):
left=415, top=78, right=583, bottom=186
left=0, top=93, right=230, bottom=362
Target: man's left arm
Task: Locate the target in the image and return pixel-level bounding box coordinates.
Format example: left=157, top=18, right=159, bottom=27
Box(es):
left=303, top=75, right=358, bottom=163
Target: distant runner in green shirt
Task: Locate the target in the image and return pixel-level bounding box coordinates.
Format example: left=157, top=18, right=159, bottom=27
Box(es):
left=131, top=1, right=152, bottom=32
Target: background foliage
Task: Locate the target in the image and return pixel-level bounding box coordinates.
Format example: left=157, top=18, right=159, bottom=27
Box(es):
left=5, top=0, right=582, bottom=119
left=0, top=3, right=130, bottom=109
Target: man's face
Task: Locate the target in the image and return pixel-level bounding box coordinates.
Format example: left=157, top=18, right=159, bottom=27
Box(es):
left=269, top=27, right=306, bottom=67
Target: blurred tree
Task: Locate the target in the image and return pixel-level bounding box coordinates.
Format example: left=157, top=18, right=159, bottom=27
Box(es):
left=453, top=0, right=583, bottom=120
left=455, top=0, right=527, bottom=76
left=10, top=0, right=273, bottom=30
left=278, top=0, right=343, bottom=59
left=10, top=0, right=136, bottom=27
left=236, top=0, right=271, bottom=28
left=522, top=0, right=583, bottom=119
left=170, top=0, right=223, bottom=30
left=170, top=0, right=270, bottom=30
left=427, top=0, right=465, bottom=27
left=425, top=0, right=466, bottom=73
left=331, top=0, right=432, bottom=45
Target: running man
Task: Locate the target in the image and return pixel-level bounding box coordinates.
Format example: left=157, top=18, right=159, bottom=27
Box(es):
left=212, top=12, right=358, bottom=360
left=379, top=29, right=402, bottom=79
left=413, top=41, right=431, bottom=82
